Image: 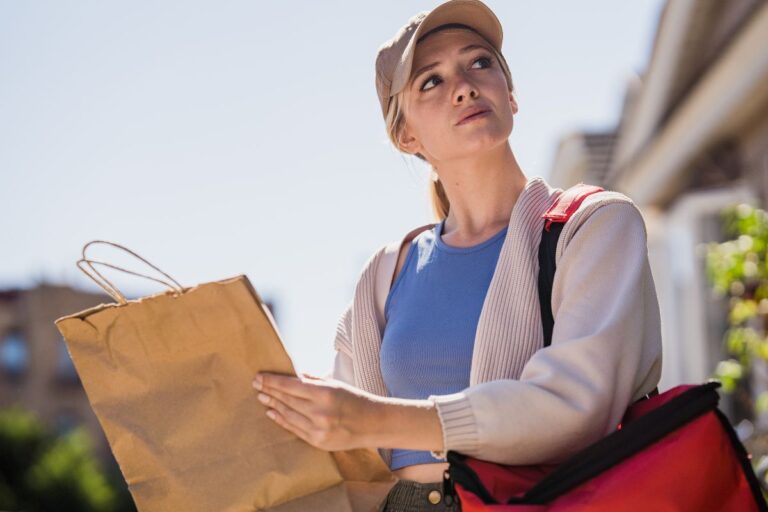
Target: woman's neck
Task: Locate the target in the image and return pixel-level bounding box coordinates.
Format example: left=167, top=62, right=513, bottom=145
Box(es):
left=437, top=143, right=528, bottom=241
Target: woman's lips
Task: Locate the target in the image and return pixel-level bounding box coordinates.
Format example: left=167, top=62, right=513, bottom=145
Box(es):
left=456, top=110, right=490, bottom=125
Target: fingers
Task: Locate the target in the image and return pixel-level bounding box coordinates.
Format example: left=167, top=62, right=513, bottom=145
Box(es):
left=258, top=386, right=312, bottom=415
left=256, top=387, right=317, bottom=438
left=254, top=373, right=321, bottom=400
left=254, top=372, right=344, bottom=449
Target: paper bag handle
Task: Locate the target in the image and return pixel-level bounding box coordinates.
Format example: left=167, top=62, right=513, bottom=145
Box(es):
left=76, top=240, right=185, bottom=305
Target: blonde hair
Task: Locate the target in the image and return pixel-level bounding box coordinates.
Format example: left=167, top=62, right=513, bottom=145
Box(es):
left=384, top=30, right=515, bottom=221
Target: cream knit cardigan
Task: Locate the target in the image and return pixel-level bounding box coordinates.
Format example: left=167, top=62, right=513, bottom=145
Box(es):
left=328, top=177, right=663, bottom=468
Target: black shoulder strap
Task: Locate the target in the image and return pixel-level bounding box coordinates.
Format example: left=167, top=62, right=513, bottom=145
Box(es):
left=538, top=222, right=563, bottom=348
left=536, top=204, right=660, bottom=400
left=537, top=183, right=605, bottom=348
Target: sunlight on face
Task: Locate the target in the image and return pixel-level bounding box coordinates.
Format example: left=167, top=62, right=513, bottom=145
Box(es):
left=399, top=28, right=516, bottom=165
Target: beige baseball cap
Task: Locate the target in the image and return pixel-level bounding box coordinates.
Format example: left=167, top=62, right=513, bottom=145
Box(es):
left=374, top=0, right=504, bottom=120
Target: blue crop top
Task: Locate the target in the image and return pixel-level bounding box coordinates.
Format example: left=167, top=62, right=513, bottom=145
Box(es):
left=380, top=218, right=508, bottom=470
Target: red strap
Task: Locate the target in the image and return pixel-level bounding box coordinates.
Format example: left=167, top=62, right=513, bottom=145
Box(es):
left=542, top=183, right=605, bottom=232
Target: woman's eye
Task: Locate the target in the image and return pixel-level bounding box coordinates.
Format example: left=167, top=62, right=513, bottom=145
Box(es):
left=419, top=55, right=493, bottom=92
left=420, top=75, right=441, bottom=92
left=472, top=55, right=493, bottom=68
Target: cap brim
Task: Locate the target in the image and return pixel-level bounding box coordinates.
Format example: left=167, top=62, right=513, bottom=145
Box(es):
left=390, top=0, right=503, bottom=96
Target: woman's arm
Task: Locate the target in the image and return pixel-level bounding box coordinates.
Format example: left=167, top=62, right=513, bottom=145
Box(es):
left=253, top=369, right=445, bottom=452
left=426, top=201, right=663, bottom=465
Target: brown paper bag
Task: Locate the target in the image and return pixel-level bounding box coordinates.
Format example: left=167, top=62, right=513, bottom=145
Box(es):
left=55, top=241, right=396, bottom=512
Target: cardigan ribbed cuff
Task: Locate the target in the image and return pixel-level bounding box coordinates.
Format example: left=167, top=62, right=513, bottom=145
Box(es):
left=427, top=391, right=479, bottom=459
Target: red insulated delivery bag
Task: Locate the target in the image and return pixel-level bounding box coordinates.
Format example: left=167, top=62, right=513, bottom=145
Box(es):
left=442, top=381, right=767, bottom=511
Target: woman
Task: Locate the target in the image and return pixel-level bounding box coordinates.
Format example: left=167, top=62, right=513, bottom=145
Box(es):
left=252, top=1, right=663, bottom=510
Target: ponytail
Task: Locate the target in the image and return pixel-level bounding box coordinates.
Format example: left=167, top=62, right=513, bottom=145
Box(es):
left=429, top=169, right=450, bottom=221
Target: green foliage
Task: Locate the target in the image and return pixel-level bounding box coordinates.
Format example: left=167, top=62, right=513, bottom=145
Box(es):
left=706, top=204, right=768, bottom=299
left=0, top=407, right=135, bottom=512
left=706, top=203, right=768, bottom=396
left=27, top=429, right=117, bottom=512
left=715, top=359, right=744, bottom=393
left=0, top=406, right=46, bottom=509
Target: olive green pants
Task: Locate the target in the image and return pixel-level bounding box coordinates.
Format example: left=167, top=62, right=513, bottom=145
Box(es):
left=379, top=479, right=461, bottom=511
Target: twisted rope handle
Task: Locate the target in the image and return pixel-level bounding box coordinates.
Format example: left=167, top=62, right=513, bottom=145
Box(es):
left=76, top=240, right=184, bottom=305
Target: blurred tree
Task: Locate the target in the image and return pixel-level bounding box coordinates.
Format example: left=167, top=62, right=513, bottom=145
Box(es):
left=705, top=203, right=768, bottom=494
left=0, top=406, right=136, bottom=512
left=705, top=204, right=768, bottom=408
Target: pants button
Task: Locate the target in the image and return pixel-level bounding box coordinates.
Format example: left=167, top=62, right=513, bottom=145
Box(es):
left=428, top=489, right=442, bottom=504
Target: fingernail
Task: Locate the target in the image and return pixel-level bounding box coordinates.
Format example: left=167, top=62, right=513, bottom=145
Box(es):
left=253, top=376, right=262, bottom=390
left=257, top=392, right=269, bottom=404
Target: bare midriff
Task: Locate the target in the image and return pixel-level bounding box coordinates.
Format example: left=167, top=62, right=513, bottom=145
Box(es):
left=392, top=461, right=450, bottom=483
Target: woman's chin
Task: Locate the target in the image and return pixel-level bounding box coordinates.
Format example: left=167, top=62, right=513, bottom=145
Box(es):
left=444, top=134, right=509, bottom=157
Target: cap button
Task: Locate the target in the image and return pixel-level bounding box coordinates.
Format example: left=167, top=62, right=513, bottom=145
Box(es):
left=428, top=489, right=442, bottom=504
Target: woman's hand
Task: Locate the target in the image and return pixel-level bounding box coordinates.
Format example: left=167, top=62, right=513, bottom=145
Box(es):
left=252, top=372, right=383, bottom=452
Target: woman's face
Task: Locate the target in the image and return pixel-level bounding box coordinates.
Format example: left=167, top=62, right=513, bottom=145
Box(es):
left=398, top=28, right=517, bottom=165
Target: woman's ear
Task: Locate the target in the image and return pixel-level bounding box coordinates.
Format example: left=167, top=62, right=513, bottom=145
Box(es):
left=398, top=123, right=421, bottom=155
left=509, top=91, right=519, bottom=115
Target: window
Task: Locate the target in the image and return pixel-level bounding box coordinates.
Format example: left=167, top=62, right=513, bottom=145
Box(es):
left=57, top=338, right=79, bottom=383
left=54, top=410, right=79, bottom=436
left=0, top=331, right=29, bottom=378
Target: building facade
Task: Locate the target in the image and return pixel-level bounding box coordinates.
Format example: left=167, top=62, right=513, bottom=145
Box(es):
left=548, top=0, right=768, bottom=402
left=0, top=284, right=115, bottom=459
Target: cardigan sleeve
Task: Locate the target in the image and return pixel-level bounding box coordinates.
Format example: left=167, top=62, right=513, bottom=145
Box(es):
left=325, top=349, right=355, bottom=384
left=427, top=201, right=663, bottom=465
left=323, top=301, right=355, bottom=385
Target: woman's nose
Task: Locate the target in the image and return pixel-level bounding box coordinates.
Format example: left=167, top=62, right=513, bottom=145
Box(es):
left=453, top=75, right=479, bottom=104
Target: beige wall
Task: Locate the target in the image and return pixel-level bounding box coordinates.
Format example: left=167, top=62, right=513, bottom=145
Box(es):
left=0, top=284, right=115, bottom=459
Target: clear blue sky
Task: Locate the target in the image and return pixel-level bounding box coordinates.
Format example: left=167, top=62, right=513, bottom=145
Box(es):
left=1, top=0, right=665, bottom=375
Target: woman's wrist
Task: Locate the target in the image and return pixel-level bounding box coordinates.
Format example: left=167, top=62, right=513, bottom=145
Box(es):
left=365, top=396, right=444, bottom=452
